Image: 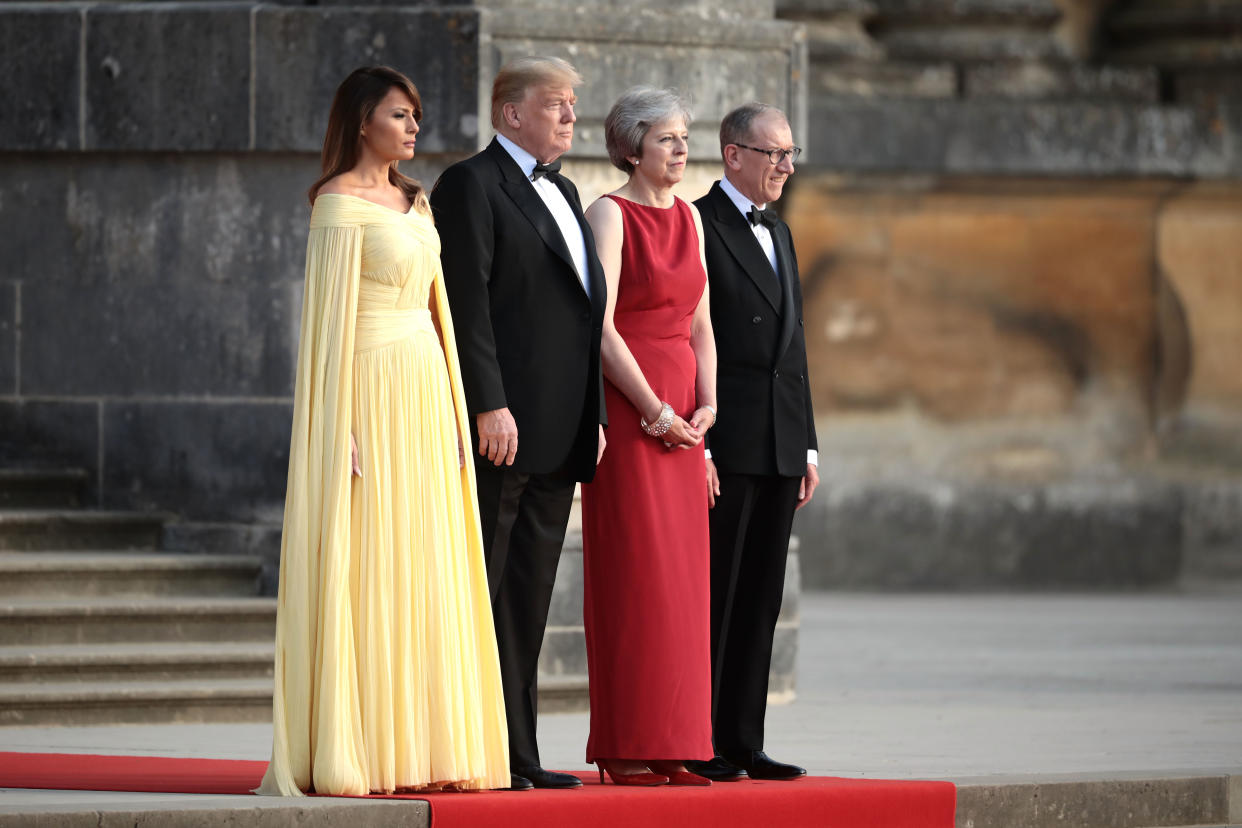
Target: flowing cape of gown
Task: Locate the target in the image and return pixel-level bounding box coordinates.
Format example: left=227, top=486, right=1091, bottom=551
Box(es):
left=257, top=193, right=509, bottom=796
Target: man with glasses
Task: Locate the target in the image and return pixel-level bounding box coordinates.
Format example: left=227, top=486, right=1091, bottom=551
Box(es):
left=689, top=102, right=818, bottom=782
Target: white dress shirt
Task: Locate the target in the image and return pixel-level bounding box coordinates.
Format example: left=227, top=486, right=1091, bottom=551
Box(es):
left=710, top=175, right=818, bottom=469
left=720, top=175, right=778, bottom=275
left=496, top=133, right=591, bottom=299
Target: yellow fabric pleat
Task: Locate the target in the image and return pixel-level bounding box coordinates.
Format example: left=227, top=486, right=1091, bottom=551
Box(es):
left=257, top=193, right=509, bottom=796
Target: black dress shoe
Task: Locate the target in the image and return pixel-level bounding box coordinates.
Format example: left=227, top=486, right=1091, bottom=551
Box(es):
left=684, top=756, right=747, bottom=782
left=509, top=773, right=534, bottom=791
left=513, top=766, right=583, bottom=789
left=721, top=750, right=806, bottom=781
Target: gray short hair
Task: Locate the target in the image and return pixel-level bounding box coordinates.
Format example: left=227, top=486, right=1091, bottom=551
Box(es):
left=719, top=102, right=787, bottom=156
left=604, top=86, right=693, bottom=174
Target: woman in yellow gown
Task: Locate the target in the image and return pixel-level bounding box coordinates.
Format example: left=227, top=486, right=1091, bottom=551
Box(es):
left=256, top=66, right=509, bottom=796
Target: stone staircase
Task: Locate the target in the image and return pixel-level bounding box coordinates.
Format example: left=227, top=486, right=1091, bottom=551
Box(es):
left=0, top=468, right=276, bottom=726
left=0, top=470, right=795, bottom=725
left=0, top=468, right=597, bottom=725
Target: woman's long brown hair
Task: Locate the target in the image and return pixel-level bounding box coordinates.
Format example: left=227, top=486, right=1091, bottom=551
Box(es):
left=308, top=66, right=427, bottom=211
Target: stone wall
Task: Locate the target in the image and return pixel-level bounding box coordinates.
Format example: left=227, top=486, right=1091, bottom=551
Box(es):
left=779, top=0, right=1242, bottom=587
left=0, top=1, right=804, bottom=551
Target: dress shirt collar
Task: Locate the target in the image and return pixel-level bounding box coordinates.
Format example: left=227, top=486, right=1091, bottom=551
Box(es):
left=497, top=133, right=542, bottom=181
left=719, top=175, right=765, bottom=219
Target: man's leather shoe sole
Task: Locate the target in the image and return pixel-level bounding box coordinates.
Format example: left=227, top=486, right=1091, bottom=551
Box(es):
left=685, top=757, right=747, bottom=782
left=723, top=751, right=806, bottom=781
left=513, top=766, right=583, bottom=789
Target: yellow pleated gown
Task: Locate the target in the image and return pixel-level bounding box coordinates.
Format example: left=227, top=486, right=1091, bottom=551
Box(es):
left=256, top=193, right=510, bottom=796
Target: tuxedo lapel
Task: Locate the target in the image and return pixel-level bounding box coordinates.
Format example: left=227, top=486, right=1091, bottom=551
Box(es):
left=553, top=174, right=606, bottom=308
left=772, top=222, right=797, bottom=364
left=488, top=142, right=583, bottom=292
left=708, top=184, right=781, bottom=312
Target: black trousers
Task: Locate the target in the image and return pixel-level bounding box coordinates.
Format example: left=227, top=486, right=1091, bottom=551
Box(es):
left=473, top=457, right=576, bottom=771
left=707, top=472, right=802, bottom=755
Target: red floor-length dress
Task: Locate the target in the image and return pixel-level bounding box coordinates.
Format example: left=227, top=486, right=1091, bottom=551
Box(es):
left=581, top=195, right=714, bottom=763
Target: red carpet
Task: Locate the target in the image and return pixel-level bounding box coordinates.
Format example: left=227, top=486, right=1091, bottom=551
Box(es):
left=0, top=751, right=956, bottom=828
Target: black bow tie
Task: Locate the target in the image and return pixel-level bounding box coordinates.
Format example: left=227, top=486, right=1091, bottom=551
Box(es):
left=531, top=159, right=561, bottom=181
left=748, top=205, right=778, bottom=229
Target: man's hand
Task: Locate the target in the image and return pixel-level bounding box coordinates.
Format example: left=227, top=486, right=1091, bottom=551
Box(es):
left=477, top=407, right=518, bottom=467
left=596, top=424, right=607, bottom=465
left=795, top=462, right=819, bottom=510
left=706, top=457, right=721, bottom=509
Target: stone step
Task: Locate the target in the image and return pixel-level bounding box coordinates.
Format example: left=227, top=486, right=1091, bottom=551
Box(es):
left=1105, top=0, right=1242, bottom=66
left=1107, top=0, right=1242, bottom=36
left=805, top=97, right=1226, bottom=176
left=0, top=469, right=87, bottom=509
left=0, top=510, right=168, bottom=551
left=0, top=678, right=274, bottom=726
left=535, top=675, right=589, bottom=714
left=0, top=552, right=263, bottom=598
left=0, top=597, right=277, bottom=646
left=0, top=642, right=274, bottom=683
left=0, top=673, right=590, bottom=726
left=869, top=0, right=1062, bottom=26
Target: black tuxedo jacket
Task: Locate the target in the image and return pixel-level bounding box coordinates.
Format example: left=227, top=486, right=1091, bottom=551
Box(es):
left=695, top=181, right=816, bottom=478
left=430, top=138, right=607, bottom=482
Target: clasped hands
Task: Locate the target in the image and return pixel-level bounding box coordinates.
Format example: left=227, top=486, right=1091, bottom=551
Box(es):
left=649, top=403, right=715, bottom=450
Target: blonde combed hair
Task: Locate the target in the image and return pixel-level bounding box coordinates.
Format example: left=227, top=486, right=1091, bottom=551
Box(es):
left=491, top=56, right=583, bottom=130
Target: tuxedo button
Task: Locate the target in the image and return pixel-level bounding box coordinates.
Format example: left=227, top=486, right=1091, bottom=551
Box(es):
left=772, top=369, right=780, bottom=378
left=752, top=316, right=762, bottom=324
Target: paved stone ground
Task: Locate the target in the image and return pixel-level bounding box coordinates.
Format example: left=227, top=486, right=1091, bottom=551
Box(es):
left=3, top=588, right=1240, bottom=808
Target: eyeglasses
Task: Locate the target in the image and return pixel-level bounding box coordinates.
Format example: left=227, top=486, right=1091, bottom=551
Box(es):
left=733, top=143, right=802, bottom=165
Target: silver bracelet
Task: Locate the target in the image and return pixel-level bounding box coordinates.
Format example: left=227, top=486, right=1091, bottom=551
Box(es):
left=701, top=404, right=717, bottom=426
left=640, top=401, right=675, bottom=438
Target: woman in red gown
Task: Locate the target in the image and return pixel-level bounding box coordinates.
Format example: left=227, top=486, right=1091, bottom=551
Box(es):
left=581, top=87, right=718, bottom=787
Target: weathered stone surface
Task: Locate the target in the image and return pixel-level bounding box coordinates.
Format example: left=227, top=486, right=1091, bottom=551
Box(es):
left=795, top=19, right=882, bottom=60
left=101, top=402, right=292, bottom=522
left=163, top=521, right=284, bottom=593
left=1107, top=0, right=1242, bottom=34
left=787, top=177, right=1161, bottom=426
left=0, top=401, right=99, bottom=501
left=870, top=0, right=1061, bottom=23
left=23, top=278, right=298, bottom=398
left=0, top=7, right=81, bottom=150
left=0, top=153, right=446, bottom=289
left=811, top=61, right=955, bottom=98
left=85, top=6, right=251, bottom=151
left=964, top=62, right=1159, bottom=101
left=1182, top=479, right=1242, bottom=581
left=254, top=8, right=481, bottom=153
left=0, top=284, right=14, bottom=395
left=1157, top=185, right=1242, bottom=411
left=1172, top=68, right=1242, bottom=110
left=333, top=0, right=777, bottom=13
left=877, top=27, right=1067, bottom=60
left=0, top=155, right=321, bottom=397
left=794, top=476, right=1183, bottom=589
left=956, top=775, right=1230, bottom=828
left=807, top=98, right=1235, bottom=176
